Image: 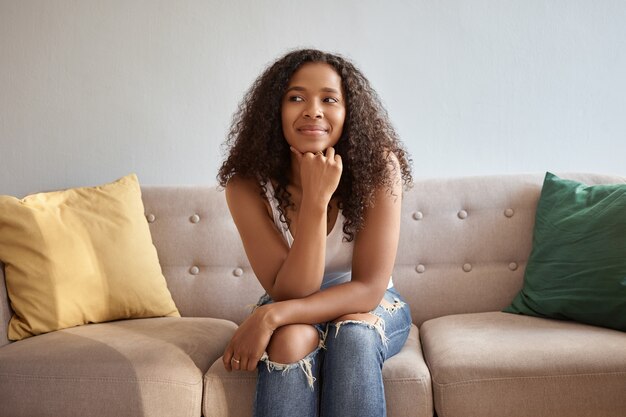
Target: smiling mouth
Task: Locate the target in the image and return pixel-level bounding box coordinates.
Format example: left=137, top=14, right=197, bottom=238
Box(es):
left=297, top=126, right=328, bottom=136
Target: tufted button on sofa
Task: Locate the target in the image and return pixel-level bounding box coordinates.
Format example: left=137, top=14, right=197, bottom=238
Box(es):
left=1, top=173, right=626, bottom=417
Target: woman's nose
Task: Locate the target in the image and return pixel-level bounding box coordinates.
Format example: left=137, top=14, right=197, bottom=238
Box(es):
left=303, top=102, right=323, bottom=119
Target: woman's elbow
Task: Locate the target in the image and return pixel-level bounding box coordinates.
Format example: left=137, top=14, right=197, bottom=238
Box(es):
left=354, top=281, right=389, bottom=312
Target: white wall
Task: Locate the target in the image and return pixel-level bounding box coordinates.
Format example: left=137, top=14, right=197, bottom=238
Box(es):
left=1, top=0, right=625, bottom=197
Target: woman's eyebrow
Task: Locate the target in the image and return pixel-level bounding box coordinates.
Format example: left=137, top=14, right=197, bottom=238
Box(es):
left=285, top=86, right=341, bottom=94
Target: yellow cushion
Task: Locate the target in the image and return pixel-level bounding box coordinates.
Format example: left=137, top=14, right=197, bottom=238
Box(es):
left=0, top=174, right=180, bottom=341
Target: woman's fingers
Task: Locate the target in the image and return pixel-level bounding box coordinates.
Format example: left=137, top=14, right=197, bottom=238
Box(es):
left=224, top=349, right=261, bottom=372
left=324, top=147, right=342, bottom=169
left=231, top=356, right=242, bottom=371
left=224, top=350, right=243, bottom=372
left=334, top=153, right=342, bottom=169
left=246, top=358, right=258, bottom=372
left=292, top=146, right=341, bottom=165
left=223, top=344, right=244, bottom=372
left=238, top=357, right=249, bottom=372
left=325, top=147, right=335, bottom=161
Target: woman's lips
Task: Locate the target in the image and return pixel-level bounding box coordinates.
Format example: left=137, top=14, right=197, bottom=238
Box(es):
left=297, top=125, right=328, bottom=136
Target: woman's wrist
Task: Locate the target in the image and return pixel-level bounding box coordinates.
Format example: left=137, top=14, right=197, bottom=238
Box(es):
left=257, top=303, right=282, bottom=331
left=300, top=196, right=329, bottom=215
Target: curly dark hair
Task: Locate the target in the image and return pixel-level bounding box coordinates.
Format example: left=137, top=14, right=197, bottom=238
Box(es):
left=217, top=49, right=412, bottom=241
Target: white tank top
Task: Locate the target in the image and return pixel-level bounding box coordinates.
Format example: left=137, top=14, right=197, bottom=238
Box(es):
left=263, top=181, right=393, bottom=290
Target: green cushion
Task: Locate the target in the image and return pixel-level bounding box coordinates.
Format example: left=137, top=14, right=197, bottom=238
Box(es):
left=504, top=172, right=626, bottom=331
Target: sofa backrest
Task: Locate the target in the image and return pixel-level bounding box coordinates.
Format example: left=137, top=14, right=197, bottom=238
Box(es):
left=1, top=173, right=624, bottom=342
left=141, top=173, right=626, bottom=326
left=140, top=185, right=263, bottom=325
left=393, top=173, right=540, bottom=325
left=392, top=172, right=624, bottom=325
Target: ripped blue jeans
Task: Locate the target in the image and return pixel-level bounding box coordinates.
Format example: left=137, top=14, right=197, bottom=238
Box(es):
left=252, top=286, right=412, bottom=417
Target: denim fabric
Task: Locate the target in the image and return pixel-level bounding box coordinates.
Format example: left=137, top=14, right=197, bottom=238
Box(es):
left=252, top=287, right=412, bottom=417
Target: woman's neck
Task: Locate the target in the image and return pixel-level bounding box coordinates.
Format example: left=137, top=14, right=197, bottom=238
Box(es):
left=288, top=153, right=303, bottom=191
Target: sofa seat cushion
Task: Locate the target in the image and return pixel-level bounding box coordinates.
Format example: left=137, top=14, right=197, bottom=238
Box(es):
left=0, top=317, right=236, bottom=417
left=420, top=312, right=626, bottom=417
left=203, top=324, right=433, bottom=417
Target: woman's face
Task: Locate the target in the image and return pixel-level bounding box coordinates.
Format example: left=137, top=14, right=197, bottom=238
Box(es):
left=281, top=62, right=346, bottom=154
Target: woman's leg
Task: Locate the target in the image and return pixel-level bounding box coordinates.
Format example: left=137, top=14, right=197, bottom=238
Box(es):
left=320, top=287, right=412, bottom=417
left=253, top=323, right=324, bottom=417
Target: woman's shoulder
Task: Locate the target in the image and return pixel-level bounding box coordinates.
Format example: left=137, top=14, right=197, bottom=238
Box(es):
left=369, top=151, right=403, bottom=203
left=368, top=150, right=402, bottom=191
left=225, top=174, right=274, bottom=218
left=225, top=173, right=266, bottom=189
left=384, top=150, right=401, bottom=175
left=225, top=174, right=263, bottom=201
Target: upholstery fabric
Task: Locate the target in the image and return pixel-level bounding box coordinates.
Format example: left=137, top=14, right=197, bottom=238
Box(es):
left=203, top=325, right=433, bottom=417
left=141, top=185, right=265, bottom=324
left=0, top=174, right=179, bottom=340
left=505, top=172, right=626, bottom=331
left=420, top=312, right=626, bottom=417
left=0, top=317, right=236, bottom=417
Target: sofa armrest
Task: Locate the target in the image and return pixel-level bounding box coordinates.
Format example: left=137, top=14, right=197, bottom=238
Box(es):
left=0, top=263, right=12, bottom=347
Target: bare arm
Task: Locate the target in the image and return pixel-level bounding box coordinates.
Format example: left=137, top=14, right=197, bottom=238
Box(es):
left=225, top=147, right=342, bottom=301
left=223, top=154, right=403, bottom=370
left=266, top=155, right=403, bottom=327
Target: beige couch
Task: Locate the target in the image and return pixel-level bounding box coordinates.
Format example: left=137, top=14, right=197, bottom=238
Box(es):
left=1, top=173, right=625, bottom=417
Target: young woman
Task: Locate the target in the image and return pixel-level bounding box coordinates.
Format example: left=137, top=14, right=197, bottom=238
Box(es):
left=217, top=49, right=413, bottom=417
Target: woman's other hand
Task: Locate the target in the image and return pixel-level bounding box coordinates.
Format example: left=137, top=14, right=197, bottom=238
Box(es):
left=223, top=305, right=276, bottom=372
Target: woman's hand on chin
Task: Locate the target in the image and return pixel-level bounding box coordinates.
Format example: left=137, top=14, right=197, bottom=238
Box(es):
left=290, top=146, right=342, bottom=206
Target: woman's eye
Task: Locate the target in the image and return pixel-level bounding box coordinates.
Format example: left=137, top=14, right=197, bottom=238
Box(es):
left=324, top=97, right=339, bottom=103
left=288, top=96, right=304, bottom=102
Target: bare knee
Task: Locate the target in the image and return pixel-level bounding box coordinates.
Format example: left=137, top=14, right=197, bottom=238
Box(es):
left=333, top=312, right=379, bottom=325
left=331, top=312, right=388, bottom=348
left=266, top=324, right=319, bottom=364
